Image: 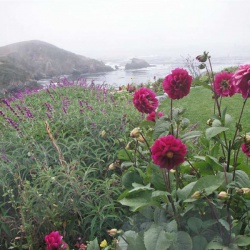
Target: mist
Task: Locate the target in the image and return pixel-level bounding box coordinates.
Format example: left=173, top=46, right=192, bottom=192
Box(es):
left=0, top=0, right=250, bottom=60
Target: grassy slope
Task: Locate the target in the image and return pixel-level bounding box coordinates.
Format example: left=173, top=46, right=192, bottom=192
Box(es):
left=159, top=86, right=250, bottom=136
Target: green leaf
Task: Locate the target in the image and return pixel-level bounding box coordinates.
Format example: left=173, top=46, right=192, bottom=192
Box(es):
left=180, top=131, right=201, bottom=142
left=212, top=119, right=222, bottom=127
left=144, top=225, right=171, bottom=250
left=153, top=117, right=171, bottom=139
left=175, top=231, right=192, bottom=250
left=206, top=241, right=224, bottom=250
left=129, top=183, right=153, bottom=193
left=180, top=118, right=190, bottom=130
left=87, top=238, right=100, bottom=250
left=235, top=170, right=250, bottom=187
left=206, top=127, right=229, bottom=140
left=120, top=231, right=146, bottom=250
left=190, top=175, right=224, bottom=196
left=235, top=235, right=250, bottom=246
left=119, top=190, right=154, bottom=212
left=122, top=171, right=143, bottom=189
left=117, top=149, right=133, bottom=161
left=219, top=219, right=230, bottom=232
left=192, top=235, right=207, bottom=250
left=177, top=181, right=197, bottom=200
left=187, top=217, right=203, bottom=234
left=225, top=114, right=233, bottom=126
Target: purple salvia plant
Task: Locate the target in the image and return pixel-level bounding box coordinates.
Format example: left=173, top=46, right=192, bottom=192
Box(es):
left=44, top=102, right=54, bottom=113
left=2, top=99, right=23, bottom=121
left=24, top=106, right=34, bottom=119
left=46, top=112, right=52, bottom=120
left=15, top=104, right=26, bottom=116
left=62, top=97, right=70, bottom=114
left=46, top=88, right=56, bottom=101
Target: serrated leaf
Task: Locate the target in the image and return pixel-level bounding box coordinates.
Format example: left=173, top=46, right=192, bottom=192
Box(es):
left=190, top=175, right=224, bottom=196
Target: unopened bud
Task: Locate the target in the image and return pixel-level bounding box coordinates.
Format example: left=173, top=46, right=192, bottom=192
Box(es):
left=218, top=191, right=228, bottom=200
left=206, top=119, right=213, bottom=126
left=191, top=191, right=200, bottom=199
left=244, top=134, right=250, bottom=143
left=198, top=63, right=206, bottom=69
left=242, top=188, right=250, bottom=194
left=130, top=127, right=141, bottom=138
left=108, top=163, right=116, bottom=170
left=107, top=228, right=118, bottom=236
left=137, top=135, right=145, bottom=143
left=101, top=130, right=106, bottom=138
left=196, top=51, right=209, bottom=63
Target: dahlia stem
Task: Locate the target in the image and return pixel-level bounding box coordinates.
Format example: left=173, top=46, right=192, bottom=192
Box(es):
left=232, top=98, right=248, bottom=146
left=162, top=169, right=180, bottom=228
left=170, top=99, right=174, bottom=135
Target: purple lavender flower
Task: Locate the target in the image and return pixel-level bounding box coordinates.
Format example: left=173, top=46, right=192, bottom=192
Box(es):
left=24, top=106, right=34, bottom=119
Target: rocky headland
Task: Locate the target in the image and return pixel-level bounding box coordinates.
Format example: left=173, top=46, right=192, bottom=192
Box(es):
left=0, top=40, right=113, bottom=94
left=125, top=58, right=151, bottom=70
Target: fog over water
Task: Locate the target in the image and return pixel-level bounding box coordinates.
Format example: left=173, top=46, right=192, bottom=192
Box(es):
left=0, top=0, right=250, bottom=60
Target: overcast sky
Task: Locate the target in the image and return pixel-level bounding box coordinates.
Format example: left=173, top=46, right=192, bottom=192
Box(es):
left=0, top=0, right=249, bottom=60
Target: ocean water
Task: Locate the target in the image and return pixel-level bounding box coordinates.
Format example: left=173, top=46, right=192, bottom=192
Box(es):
left=39, top=56, right=250, bottom=88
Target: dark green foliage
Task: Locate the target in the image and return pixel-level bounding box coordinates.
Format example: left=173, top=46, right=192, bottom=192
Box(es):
left=0, top=81, right=141, bottom=249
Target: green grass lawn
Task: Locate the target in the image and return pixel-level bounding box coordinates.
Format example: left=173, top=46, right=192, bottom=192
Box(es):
left=159, top=86, right=250, bottom=137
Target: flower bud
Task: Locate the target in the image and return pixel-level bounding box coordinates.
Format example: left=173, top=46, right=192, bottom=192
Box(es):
left=196, top=51, right=209, bottom=63
left=218, top=191, right=228, bottom=200
left=130, top=127, right=141, bottom=138
left=206, top=118, right=213, bottom=126
left=137, top=135, right=145, bottom=143
left=101, top=130, right=106, bottom=138
left=191, top=191, right=200, bottom=199
left=242, top=188, right=250, bottom=194
left=244, top=134, right=250, bottom=143
left=198, top=63, right=206, bottom=69
left=107, top=228, right=118, bottom=236
left=108, top=163, right=116, bottom=170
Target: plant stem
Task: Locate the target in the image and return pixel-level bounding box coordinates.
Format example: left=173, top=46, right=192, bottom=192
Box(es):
left=232, top=98, right=248, bottom=145
left=162, top=169, right=180, bottom=229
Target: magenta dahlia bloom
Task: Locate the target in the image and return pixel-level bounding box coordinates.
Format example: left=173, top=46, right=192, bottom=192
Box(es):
left=163, top=68, right=192, bottom=100
left=242, top=143, right=250, bottom=157
left=146, top=111, right=164, bottom=122
left=151, top=135, right=187, bottom=170
left=45, top=231, right=67, bottom=250
left=233, top=64, right=250, bottom=98
left=133, top=87, right=158, bottom=114
left=213, top=71, right=236, bottom=97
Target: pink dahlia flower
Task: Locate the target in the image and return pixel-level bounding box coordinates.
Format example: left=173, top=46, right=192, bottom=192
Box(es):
left=146, top=111, right=164, bottom=122
left=163, top=68, right=192, bottom=100
left=133, top=87, right=158, bottom=114
left=213, top=71, right=236, bottom=97
left=233, top=64, right=250, bottom=98
left=151, top=135, right=187, bottom=170
left=45, top=231, right=67, bottom=250
left=242, top=143, right=250, bottom=157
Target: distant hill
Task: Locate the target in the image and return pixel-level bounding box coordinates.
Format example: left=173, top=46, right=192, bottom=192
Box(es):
left=0, top=40, right=113, bottom=94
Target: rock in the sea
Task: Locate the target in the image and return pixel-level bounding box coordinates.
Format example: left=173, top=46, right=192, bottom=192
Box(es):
left=125, top=58, right=150, bottom=70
